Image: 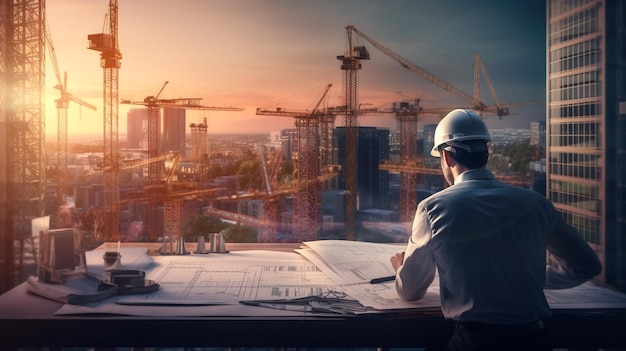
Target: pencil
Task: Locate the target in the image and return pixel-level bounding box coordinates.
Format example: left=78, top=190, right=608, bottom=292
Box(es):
left=370, top=275, right=396, bottom=284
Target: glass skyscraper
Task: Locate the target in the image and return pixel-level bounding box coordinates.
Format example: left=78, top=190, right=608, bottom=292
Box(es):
left=547, top=0, right=625, bottom=290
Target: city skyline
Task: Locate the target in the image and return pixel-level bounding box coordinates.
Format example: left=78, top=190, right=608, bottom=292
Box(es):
left=45, top=0, right=546, bottom=137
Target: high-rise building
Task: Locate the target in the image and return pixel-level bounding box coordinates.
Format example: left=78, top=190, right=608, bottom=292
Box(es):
left=334, top=127, right=390, bottom=211
left=162, top=107, right=187, bottom=157
left=530, top=120, right=546, bottom=157
left=127, top=108, right=147, bottom=149
left=547, top=0, right=625, bottom=290
left=423, top=124, right=437, bottom=157
left=278, top=129, right=297, bottom=161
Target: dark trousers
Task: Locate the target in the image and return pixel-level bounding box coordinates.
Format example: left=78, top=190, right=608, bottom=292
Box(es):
left=446, top=320, right=552, bottom=351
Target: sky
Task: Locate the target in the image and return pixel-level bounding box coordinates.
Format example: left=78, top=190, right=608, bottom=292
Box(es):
left=44, top=0, right=547, bottom=138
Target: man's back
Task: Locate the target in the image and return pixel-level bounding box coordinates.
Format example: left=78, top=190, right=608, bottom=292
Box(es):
left=422, top=168, right=553, bottom=323
left=393, top=109, right=601, bottom=350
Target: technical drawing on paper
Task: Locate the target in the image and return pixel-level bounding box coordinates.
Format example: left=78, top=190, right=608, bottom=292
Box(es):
left=117, top=251, right=339, bottom=305
left=299, top=240, right=442, bottom=310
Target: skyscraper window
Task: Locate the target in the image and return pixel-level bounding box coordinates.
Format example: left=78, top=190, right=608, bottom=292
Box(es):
left=547, top=0, right=626, bottom=290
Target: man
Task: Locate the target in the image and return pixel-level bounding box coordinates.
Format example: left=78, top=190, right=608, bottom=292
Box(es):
left=390, top=109, right=602, bottom=351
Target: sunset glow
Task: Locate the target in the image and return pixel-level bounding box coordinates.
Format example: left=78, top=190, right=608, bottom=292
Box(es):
left=44, top=0, right=546, bottom=138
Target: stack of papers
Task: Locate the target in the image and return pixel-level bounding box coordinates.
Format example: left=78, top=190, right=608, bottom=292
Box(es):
left=299, top=240, right=626, bottom=311
left=298, top=240, right=441, bottom=311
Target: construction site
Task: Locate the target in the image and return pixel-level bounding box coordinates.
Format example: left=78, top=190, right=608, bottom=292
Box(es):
left=0, top=1, right=535, bottom=294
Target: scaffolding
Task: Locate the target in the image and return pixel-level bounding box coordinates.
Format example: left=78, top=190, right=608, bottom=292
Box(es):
left=0, top=0, right=46, bottom=292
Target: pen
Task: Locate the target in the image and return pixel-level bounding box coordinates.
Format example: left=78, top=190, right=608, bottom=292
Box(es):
left=370, top=275, right=396, bottom=284
left=241, top=301, right=312, bottom=312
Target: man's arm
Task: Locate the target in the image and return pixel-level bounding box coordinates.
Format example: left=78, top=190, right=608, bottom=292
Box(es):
left=545, top=211, right=602, bottom=289
left=393, top=204, right=437, bottom=300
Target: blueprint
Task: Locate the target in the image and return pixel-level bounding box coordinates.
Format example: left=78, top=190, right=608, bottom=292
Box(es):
left=545, top=282, right=626, bottom=309
left=116, top=250, right=340, bottom=305
left=56, top=241, right=626, bottom=316
left=300, top=240, right=626, bottom=311
left=298, top=240, right=441, bottom=310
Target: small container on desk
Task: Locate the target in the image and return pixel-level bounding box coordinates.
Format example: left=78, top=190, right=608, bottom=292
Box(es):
left=38, top=228, right=87, bottom=284
left=103, top=251, right=122, bottom=271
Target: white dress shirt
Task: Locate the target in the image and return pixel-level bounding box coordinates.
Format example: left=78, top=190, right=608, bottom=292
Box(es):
left=395, top=168, right=602, bottom=324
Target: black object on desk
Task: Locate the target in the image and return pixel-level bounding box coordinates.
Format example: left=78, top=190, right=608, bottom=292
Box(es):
left=370, top=275, right=395, bottom=284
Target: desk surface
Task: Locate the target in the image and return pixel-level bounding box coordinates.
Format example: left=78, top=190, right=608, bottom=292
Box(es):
left=1, top=243, right=625, bottom=349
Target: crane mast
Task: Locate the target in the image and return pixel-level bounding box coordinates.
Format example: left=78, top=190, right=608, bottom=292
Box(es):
left=255, top=145, right=281, bottom=242
left=337, top=27, right=369, bottom=241
left=88, top=0, right=122, bottom=241
left=395, top=102, right=419, bottom=222
left=357, top=98, right=447, bottom=222
left=387, top=100, right=447, bottom=221
left=140, top=81, right=170, bottom=187
left=319, top=105, right=347, bottom=192
left=255, top=83, right=333, bottom=242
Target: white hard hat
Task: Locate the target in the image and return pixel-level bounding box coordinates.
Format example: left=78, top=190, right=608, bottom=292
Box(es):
left=431, top=109, right=491, bottom=157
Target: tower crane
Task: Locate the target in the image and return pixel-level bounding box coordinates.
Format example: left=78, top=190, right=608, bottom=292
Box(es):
left=319, top=104, right=351, bottom=191
left=122, top=81, right=169, bottom=187
left=121, top=81, right=244, bottom=182
left=346, top=25, right=535, bottom=119
left=46, top=21, right=97, bottom=212
left=87, top=0, right=122, bottom=241
left=84, top=150, right=185, bottom=245
left=336, top=27, right=371, bottom=241
left=375, top=99, right=446, bottom=221
left=377, top=97, right=531, bottom=219
left=319, top=108, right=341, bottom=180
left=255, top=84, right=333, bottom=242
left=121, top=81, right=244, bottom=240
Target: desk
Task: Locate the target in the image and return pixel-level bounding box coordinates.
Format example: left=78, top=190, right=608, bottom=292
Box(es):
left=0, top=243, right=625, bottom=349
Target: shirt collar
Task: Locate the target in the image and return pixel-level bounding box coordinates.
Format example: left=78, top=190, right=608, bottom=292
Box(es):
left=454, top=168, right=496, bottom=185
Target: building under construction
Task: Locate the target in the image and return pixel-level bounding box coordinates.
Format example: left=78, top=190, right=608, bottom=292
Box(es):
left=0, top=2, right=538, bottom=295
left=0, top=0, right=46, bottom=293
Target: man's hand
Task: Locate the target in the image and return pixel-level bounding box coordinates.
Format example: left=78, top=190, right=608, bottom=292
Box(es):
left=390, top=252, right=405, bottom=272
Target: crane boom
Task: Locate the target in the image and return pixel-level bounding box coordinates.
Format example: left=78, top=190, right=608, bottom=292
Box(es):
left=155, top=80, right=169, bottom=100
left=311, top=83, right=332, bottom=113
left=350, top=27, right=539, bottom=118
left=347, top=26, right=485, bottom=109
left=475, top=52, right=500, bottom=108
left=66, top=93, right=97, bottom=110
left=122, top=98, right=245, bottom=111
left=45, top=21, right=62, bottom=89
left=46, top=20, right=96, bottom=209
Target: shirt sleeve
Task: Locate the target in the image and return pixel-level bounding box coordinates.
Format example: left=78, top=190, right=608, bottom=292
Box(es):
left=545, top=208, right=602, bottom=290
left=395, top=203, right=437, bottom=301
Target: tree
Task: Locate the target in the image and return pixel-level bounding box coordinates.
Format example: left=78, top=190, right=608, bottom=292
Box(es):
left=278, top=160, right=295, bottom=185
left=182, top=215, right=229, bottom=242
left=237, top=159, right=261, bottom=191
left=221, top=223, right=259, bottom=243
left=502, top=140, right=540, bottom=175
